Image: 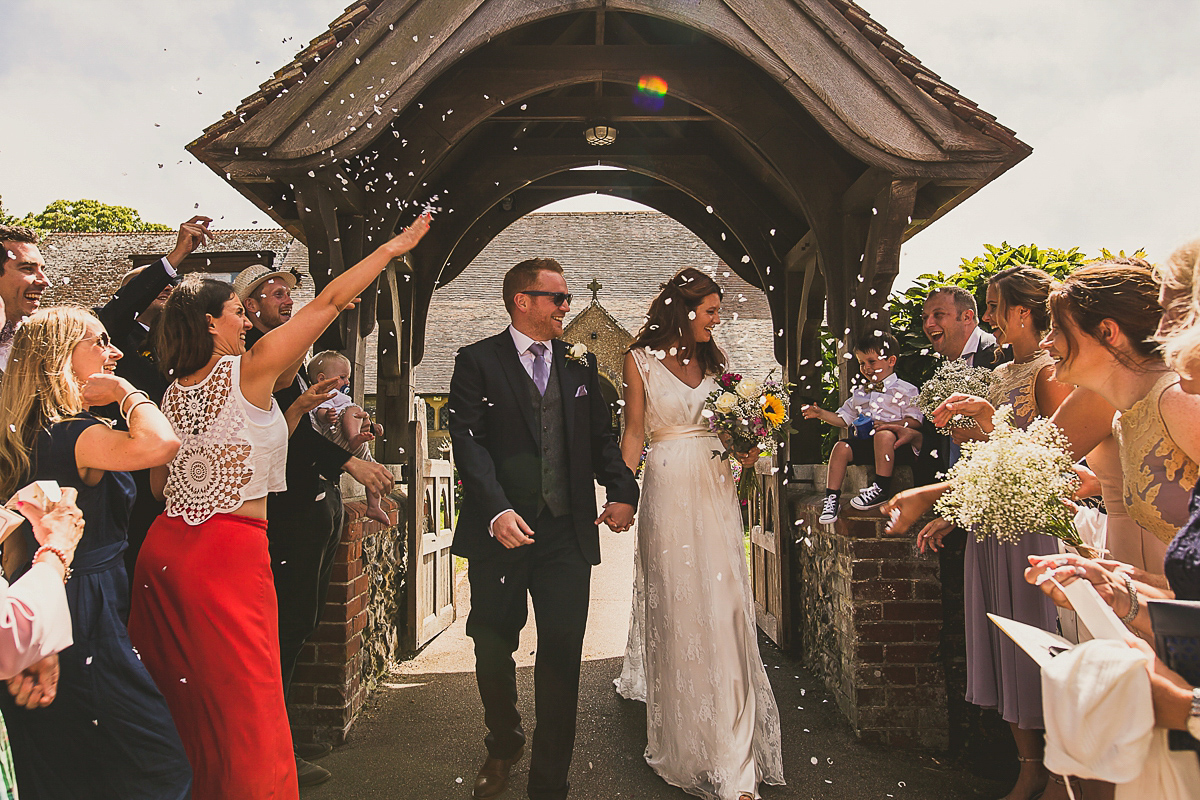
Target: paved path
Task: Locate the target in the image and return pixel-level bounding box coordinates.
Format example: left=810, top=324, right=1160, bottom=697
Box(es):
left=305, top=521, right=1007, bottom=799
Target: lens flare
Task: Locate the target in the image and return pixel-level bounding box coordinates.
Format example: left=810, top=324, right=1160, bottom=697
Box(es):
left=634, top=75, right=668, bottom=112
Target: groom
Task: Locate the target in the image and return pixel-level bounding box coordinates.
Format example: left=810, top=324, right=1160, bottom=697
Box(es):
left=448, top=257, right=639, bottom=800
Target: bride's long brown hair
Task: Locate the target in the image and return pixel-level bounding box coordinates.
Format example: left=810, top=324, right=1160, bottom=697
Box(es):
left=629, top=268, right=726, bottom=376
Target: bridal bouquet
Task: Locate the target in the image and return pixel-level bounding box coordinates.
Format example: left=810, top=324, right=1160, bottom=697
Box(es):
left=703, top=371, right=795, bottom=498
left=917, top=358, right=997, bottom=430
left=935, top=405, right=1097, bottom=557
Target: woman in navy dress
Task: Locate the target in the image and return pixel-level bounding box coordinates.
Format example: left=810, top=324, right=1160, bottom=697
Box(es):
left=0, top=306, right=191, bottom=799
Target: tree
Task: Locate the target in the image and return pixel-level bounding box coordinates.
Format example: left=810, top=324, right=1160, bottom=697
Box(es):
left=888, top=243, right=1091, bottom=386
left=0, top=196, right=16, bottom=226
left=10, top=199, right=171, bottom=233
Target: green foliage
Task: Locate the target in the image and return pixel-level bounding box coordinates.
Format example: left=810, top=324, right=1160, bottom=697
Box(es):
left=807, top=242, right=1093, bottom=460
left=9, top=199, right=171, bottom=233
left=888, top=243, right=1089, bottom=386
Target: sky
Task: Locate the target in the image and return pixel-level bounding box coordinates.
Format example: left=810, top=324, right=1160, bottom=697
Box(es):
left=1, top=1, right=1197, bottom=288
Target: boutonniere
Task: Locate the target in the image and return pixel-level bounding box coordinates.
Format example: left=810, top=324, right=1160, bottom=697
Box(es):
left=566, top=342, right=591, bottom=367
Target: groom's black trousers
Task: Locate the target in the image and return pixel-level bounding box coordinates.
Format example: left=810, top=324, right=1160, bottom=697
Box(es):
left=466, top=510, right=591, bottom=800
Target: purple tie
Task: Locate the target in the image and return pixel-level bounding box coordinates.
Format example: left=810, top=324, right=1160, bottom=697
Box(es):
left=529, top=342, right=549, bottom=396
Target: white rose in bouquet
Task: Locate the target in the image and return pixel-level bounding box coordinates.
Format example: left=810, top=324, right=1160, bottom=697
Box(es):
left=714, top=392, right=739, bottom=414
left=735, top=378, right=762, bottom=401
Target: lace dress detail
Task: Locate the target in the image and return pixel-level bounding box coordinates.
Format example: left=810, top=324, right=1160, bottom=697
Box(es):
left=161, top=356, right=287, bottom=525
left=615, top=348, right=784, bottom=799
left=987, top=351, right=1054, bottom=424
left=1114, top=372, right=1200, bottom=544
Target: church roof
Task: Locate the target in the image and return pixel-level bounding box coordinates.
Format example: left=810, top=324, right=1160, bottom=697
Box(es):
left=37, top=211, right=779, bottom=394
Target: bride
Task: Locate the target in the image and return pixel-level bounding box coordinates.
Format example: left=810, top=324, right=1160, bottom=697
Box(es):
left=615, top=268, right=785, bottom=800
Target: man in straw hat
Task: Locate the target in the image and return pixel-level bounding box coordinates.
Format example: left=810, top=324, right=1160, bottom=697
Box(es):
left=233, top=262, right=394, bottom=787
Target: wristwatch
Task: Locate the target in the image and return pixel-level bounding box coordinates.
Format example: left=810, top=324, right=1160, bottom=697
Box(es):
left=1188, top=687, right=1200, bottom=740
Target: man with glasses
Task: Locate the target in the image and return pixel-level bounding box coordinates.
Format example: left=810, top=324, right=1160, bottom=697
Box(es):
left=449, top=257, right=638, bottom=800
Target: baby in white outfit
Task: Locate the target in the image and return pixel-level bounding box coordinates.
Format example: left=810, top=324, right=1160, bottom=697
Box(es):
left=307, top=351, right=389, bottom=525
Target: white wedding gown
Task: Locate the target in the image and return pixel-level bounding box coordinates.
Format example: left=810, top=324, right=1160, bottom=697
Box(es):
left=615, top=348, right=785, bottom=800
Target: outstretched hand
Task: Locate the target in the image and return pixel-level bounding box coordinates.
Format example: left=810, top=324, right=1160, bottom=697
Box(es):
left=167, top=216, right=213, bottom=268
left=932, top=393, right=995, bottom=432
left=382, top=213, right=432, bottom=260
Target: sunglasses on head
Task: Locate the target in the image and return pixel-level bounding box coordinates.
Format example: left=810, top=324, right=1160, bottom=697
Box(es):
left=520, top=290, right=572, bottom=306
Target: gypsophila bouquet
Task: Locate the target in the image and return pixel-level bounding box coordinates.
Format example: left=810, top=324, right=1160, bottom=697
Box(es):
left=935, top=406, right=1095, bottom=557
left=703, top=370, right=795, bottom=498
left=918, top=358, right=997, bottom=430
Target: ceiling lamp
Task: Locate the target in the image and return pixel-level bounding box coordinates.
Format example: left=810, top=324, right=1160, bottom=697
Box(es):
left=584, top=122, right=618, bottom=146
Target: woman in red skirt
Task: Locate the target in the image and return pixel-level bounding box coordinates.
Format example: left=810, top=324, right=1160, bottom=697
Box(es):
left=128, top=213, right=430, bottom=799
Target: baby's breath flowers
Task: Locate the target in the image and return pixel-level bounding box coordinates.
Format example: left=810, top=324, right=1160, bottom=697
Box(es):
left=918, top=358, right=997, bottom=429
left=935, top=406, right=1095, bottom=556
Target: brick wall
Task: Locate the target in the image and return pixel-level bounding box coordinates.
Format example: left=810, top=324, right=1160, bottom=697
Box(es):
left=789, top=465, right=949, bottom=750
left=287, top=490, right=407, bottom=745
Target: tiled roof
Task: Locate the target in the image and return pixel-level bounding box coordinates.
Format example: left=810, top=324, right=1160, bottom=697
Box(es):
left=197, top=0, right=1021, bottom=151
left=39, top=212, right=778, bottom=394
left=38, top=229, right=310, bottom=309
left=408, top=211, right=777, bottom=393
left=825, top=0, right=1023, bottom=148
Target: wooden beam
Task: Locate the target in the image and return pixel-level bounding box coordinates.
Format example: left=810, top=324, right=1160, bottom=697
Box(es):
left=488, top=95, right=711, bottom=122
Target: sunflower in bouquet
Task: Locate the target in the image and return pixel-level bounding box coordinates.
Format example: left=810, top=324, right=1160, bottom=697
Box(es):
left=918, top=358, right=997, bottom=430
left=703, top=371, right=795, bottom=498
left=935, top=405, right=1095, bottom=557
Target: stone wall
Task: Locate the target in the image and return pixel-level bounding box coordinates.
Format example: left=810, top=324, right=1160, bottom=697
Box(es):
left=789, top=465, right=949, bottom=750
left=288, top=489, right=408, bottom=745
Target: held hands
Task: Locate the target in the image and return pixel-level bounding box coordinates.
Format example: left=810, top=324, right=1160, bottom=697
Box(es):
left=596, top=502, right=635, bottom=533
left=7, top=654, right=59, bottom=709
left=382, top=213, right=432, bottom=260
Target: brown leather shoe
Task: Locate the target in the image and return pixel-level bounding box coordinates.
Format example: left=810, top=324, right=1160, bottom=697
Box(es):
left=472, top=746, right=524, bottom=799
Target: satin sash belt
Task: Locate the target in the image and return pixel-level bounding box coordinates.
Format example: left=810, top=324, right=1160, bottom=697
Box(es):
left=649, top=424, right=719, bottom=443
left=71, top=540, right=128, bottom=576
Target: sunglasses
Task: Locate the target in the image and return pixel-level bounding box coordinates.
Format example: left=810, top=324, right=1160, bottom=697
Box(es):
left=86, top=331, right=112, bottom=348
left=520, top=290, right=572, bottom=306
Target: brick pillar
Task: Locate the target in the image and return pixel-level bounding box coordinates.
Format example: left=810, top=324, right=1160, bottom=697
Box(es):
left=790, top=465, right=949, bottom=750
left=287, top=493, right=403, bottom=745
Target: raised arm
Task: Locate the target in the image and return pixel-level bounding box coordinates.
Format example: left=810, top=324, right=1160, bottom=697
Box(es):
left=619, top=351, right=646, bottom=474
left=241, top=214, right=430, bottom=398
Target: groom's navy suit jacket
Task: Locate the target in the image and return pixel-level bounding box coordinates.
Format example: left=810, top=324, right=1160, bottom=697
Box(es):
left=448, top=330, right=639, bottom=565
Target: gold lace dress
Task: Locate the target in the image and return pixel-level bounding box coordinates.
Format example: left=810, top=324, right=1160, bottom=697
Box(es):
left=1113, top=371, right=1200, bottom=555
left=963, top=352, right=1060, bottom=729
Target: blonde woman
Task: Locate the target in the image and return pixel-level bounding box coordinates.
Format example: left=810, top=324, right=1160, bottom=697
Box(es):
left=0, top=306, right=191, bottom=799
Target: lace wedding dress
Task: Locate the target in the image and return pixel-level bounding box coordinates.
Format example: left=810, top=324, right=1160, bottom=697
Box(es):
left=615, top=348, right=784, bottom=800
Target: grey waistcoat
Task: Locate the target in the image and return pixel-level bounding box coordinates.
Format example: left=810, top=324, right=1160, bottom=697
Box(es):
left=523, top=356, right=571, bottom=518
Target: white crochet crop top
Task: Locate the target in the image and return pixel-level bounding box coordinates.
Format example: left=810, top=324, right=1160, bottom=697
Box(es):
left=161, top=355, right=287, bottom=525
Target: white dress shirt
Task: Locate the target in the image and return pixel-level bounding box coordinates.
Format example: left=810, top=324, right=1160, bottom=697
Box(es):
left=960, top=325, right=984, bottom=366
left=836, top=372, right=922, bottom=426
left=508, top=325, right=552, bottom=381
